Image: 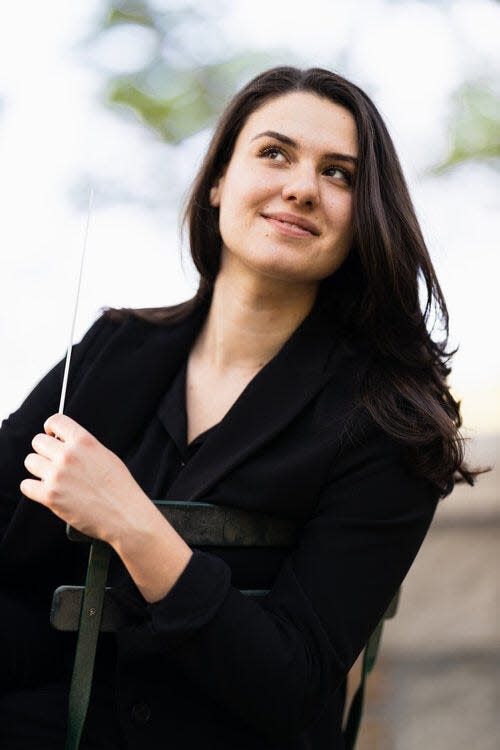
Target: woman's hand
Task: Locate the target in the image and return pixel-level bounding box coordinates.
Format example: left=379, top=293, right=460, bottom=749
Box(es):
left=21, top=413, right=193, bottom=601
left=21, top=413, right=149, bottom=546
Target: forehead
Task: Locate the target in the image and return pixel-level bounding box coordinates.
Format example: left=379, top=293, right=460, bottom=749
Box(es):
left=237, top=91, right=358, bottom=157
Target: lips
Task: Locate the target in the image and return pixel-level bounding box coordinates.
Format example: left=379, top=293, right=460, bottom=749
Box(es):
left=261, top=212, right=320, bottom=236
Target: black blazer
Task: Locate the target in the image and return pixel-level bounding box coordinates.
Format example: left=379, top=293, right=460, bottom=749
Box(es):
left=0, top=297, right=440, bottom=749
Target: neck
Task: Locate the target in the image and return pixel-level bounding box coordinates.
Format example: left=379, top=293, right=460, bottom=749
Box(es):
left=192, top=256, right=319, bottom=374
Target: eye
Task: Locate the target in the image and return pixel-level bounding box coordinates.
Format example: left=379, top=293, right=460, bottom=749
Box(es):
left=324, top=165, right=352, bottom=184
left=258, top=145, right=287, bottom=162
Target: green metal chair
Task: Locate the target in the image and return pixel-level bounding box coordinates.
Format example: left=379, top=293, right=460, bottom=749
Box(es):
left=51, top=501, right=400, bottom=750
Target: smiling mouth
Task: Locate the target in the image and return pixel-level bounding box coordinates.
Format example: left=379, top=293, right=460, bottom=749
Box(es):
left=262, top=216, right=317, bottom=237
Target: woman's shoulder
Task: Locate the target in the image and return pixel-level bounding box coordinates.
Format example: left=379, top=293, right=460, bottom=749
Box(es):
left=75, top=297, right=209, bottom=369
left=100, top=295, right=206, bottom=328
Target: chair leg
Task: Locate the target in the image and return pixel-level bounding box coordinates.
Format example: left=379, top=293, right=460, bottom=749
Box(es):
left=64, top=540, right=111, bottom=750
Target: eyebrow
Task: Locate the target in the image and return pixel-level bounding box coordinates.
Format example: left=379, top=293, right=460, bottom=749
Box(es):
left=252, top=130, right=358, bottom=168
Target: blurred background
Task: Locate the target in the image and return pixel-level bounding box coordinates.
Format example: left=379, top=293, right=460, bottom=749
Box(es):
left=0, top=0, right=498, bottom=747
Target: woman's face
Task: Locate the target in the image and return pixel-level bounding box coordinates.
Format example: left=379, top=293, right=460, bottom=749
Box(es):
left=210, top=91, right=358, bottom=287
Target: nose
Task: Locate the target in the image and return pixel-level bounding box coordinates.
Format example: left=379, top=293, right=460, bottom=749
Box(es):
left=281, top=163, right=319, bottom=207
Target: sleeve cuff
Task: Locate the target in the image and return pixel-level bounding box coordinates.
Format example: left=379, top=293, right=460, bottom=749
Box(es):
left=143, top=549, right=232, bottom=646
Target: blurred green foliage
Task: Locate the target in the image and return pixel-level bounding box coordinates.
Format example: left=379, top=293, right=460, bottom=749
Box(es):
left=90, top=1, right=499, bottom=174
left=432, top=82, right=500, bottom=173
left=107, top=56, right=268, bottom=143
left=107, top=1, right=155, bottom=28
left=91, top=0, right=273, bottom=144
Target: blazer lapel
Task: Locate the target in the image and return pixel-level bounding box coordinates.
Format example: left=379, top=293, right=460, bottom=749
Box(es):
left=167, top=300, right=346, bottom=501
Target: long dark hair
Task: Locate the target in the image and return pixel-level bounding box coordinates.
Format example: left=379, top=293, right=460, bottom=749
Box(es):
left=106, top=66, right=476, bottom=495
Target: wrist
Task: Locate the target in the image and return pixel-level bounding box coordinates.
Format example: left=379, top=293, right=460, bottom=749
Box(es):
left=110, top=498, right=194, bottom=603
left=109, top=493, right=162, bottom=556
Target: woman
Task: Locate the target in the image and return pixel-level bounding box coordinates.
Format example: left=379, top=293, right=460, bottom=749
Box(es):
left=0, top=67, right=474, bottom=748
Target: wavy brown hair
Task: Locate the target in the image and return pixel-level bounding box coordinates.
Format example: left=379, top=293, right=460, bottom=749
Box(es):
left=106, top=66, right=477, bottom=495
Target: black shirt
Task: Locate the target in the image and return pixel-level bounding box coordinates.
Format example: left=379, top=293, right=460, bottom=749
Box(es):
left=125, top=357, right=219, bottom=498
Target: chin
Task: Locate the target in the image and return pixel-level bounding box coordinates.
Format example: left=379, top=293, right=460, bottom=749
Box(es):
left=249, top=259, right=320, bottom=286
left=223, top=244, right=334, bottom=286
left=256, top=250, right=338, bottom=283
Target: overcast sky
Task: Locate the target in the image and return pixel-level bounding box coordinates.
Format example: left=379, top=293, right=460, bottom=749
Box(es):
left=0, top=0, right=499, bottom=436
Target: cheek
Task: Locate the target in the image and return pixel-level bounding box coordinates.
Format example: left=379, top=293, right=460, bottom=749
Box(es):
left=325, top=195, right=354, bottom=235
left=223, top=165, right=282, bottom=210
left=218, top=180, right=278, bottom=240
left=318, top=197, right=354, bottom=271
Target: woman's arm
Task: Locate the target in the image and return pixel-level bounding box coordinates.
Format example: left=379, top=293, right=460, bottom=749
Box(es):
left=120, top=418, right=439, bottom=742
left=0, top=314, right=117, bottom=686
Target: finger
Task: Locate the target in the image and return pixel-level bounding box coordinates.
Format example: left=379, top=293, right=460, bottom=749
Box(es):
left=32, top=433, right=65, bottom=460
left=44, top=413, right=89, bottom=444
left=24, top=452, right=52, bottom=480
left=20, top=477, right=45, bottom=503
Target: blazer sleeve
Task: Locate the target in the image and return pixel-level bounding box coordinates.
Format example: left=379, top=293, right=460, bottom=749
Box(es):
left=0, top=313, right=118, bottom=687
left=128, top=415, right=440, bottom=742
left=0, top=313, right=114, bottom=542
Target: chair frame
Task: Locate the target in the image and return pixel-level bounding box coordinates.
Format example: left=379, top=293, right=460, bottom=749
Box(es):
left=51, top=501, right=400, bottom=750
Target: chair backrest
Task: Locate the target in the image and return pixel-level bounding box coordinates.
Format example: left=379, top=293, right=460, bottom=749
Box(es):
left=51, top=501, right=400, bottom=750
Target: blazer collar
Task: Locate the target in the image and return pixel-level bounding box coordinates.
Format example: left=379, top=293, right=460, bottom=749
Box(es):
left=68, top=296, right=348, bottom=501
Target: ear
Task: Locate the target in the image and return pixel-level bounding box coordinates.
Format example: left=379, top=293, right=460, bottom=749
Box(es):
left=209, top=172, right=225, bottom=208
left=209, top=183, right=220, bottom=207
